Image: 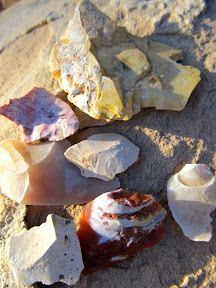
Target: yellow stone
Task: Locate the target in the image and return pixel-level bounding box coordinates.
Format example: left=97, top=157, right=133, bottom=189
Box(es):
left=49, top=0, right=150, bottom=120
left=50, top=0, right=201, bottom=121
left=132, top=38, right=201, bottom=112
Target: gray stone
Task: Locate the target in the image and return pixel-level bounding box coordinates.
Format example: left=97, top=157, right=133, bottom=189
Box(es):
left=9, top=214, right=84, bottom=286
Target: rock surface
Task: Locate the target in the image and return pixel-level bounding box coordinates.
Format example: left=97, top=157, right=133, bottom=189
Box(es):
left=1, top=0, right=216, bottom=287
left=50, top=0, right=200, bottom=120
left=0, top=139, right=120, bottom=205
left=9, top=214, right=84, bottom=286
left=65, top=133, right=140, bottom=181
left=0, top=87, right=79, bottom=143
left=167, top=164, right=216, bottom=242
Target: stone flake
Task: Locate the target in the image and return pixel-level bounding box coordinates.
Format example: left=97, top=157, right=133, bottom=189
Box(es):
left=167, top=164, right=216, bottom=242
left=0, top=87, right=79, bottom=143
left=9, top=214, right=84, bottom=286
left=64, top=133, right=140, bottom=181
left=50, top=0, right=200, bottom=122
left=0, top=139, right=120, bottom=205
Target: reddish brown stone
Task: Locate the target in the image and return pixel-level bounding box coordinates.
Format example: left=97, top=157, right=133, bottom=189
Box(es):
left=77, top=189, right=166, bottom=273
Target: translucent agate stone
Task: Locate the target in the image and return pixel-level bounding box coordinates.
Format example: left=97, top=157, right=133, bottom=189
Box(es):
left=9, top=214, right=84, bottom=286
left=77, top=189, right=166, bottom=273
left=167, top=164, right=216, bottom=241
left=64, top=133, right=140, bottom=181
left=0, top=139, right=120, bottom=205
left=0, top=87, right=79, bottom=143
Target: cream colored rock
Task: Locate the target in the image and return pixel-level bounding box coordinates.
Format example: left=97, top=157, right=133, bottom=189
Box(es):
left=167, top=164, right=216, bottom=242
left=0, top=139, right=120, bottom=205
left=50, top=0, right=200, bottom=122
left=9, top=214, right=84, bottom=286
left=50, top=0, right=150, bottom=120
left=64, top=133, right=140, bottom=181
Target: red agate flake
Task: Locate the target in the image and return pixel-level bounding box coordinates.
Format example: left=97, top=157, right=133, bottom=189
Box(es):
left=0, top=87, right=79, bottom=143
left=77, top=189, right=166, bottom=273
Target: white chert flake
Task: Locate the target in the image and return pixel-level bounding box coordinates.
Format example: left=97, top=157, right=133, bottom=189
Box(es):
left=64, top=133, right=140, bottom=181
left=9, top=214, right=84, bottom=286
left=167, top=164, right=216, bottom=242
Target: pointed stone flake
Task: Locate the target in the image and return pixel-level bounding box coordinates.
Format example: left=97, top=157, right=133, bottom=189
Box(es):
left=0, top=139, right=120, bottom=205
left=167, top=164, right=216, bottom=242
left=9, top=214, right=84, bottom=286
left=64, top=133, right=140, bottom=181
left=0, top=87, right=79, bottom=143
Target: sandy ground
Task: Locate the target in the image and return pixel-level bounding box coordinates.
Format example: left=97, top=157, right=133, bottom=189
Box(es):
left=0, top=0, right=216, bottom=287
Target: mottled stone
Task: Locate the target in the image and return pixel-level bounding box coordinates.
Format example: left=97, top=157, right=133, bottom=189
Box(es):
left=0, top=87, right=79, bottom=143
left=0, top=139, right=120, bottom=205
left=65, top=133, right=139, bottom=181
left=50, top=0, right=200, bottom=122
left=167, top=164, right=216, bottom=242
left=50, top=0, right=150, bottom=120
left=77, top=189, right=166, bottom=273
left=9, top=214, right=84, bottom=286
left=131, top=39, right=201, bottom=112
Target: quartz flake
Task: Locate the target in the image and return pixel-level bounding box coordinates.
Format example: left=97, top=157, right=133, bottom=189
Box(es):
left=50, top=0, right=200, bottom=122
left=0, top=87, right=79, bottom=143
left=64, top=133, right=140, bottom=181
left=0, top=139, right=120, bottom=205
left=167, top=164, right=216, bottom=242
left=9, top=214, right=84, bottom=286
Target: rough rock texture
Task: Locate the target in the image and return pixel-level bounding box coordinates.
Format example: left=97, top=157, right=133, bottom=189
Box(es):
left=9, top=214, right=84, bottom=286
left=0, top=87, right=79, bottom=143
left=0, top=196, right=31, bottom=288
left=167, top=164, right=216, bottom=242
left=1, top=0, right=216, bottom=287
left=50, top=0, right=200, bottom=120
left=65, top=133, right=140, bottom=181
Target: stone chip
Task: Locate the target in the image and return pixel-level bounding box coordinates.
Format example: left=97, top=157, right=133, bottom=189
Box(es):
left=167, top=164, right=216, bottom=242
left=50, top=0, right=200, bottom=122
left=65, top=133, right=140, bottom=181
left=0, top=87, right=79, bottom=143
left=0, top=138, right=120, bottom=205
left=9, top=214, right=84, bottom=286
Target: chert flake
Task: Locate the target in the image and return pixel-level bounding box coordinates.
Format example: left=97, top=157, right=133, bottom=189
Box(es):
left=131, top=39, right=201, bottom=112
left=0, top=139, right=120, bottom=205
left=77, top=189, right=166, bottom=273
left=64, top=133, right=140, bottom=181
left=9, top=214, right=84, bottom=286
left=167, top=164, right=216, bottom=242
left=50, top=0, right=150, bottom=120
left=50, top=0, right=200, bottom=122
left=0, top=87, right=79, bottom=143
